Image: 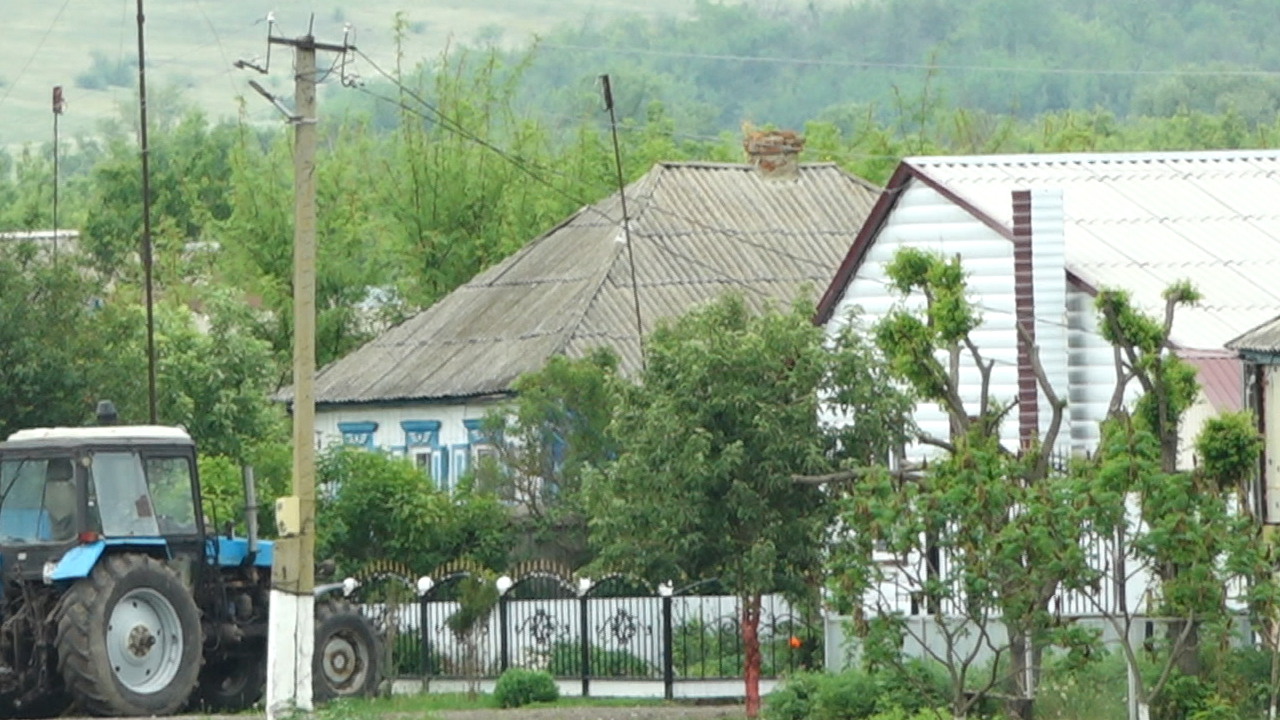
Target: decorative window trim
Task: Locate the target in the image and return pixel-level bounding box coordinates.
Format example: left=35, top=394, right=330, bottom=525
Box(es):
left=337, top=421, right=378, bottom=450
left=401, top=419, right=441, bottom=448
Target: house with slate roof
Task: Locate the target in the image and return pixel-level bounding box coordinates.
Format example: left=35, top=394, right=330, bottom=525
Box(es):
left=278, top=140, right=880, bottom=491
left=817, top=149, right=1280, bottom=468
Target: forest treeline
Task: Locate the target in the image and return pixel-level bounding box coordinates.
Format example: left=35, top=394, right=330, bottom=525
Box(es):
left=322, top=0, right=1280, bottom=138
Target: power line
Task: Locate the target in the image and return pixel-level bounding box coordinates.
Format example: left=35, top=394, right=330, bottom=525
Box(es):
left=192, top=0, right=240, bottom=97
left=0, top=0, right=74, bottom=107
left=539, top=43, right=1280, bottom=79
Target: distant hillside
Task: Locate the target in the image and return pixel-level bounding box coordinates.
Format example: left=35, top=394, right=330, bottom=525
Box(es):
left=489, top=0, right=1280, bottom=137
left=0, top=0, right=759, bottom=148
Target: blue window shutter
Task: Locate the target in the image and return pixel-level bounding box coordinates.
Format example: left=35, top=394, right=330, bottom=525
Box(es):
left=432, top=450, right=449, bottom=492
left=452, top=444, right=470, bottom=483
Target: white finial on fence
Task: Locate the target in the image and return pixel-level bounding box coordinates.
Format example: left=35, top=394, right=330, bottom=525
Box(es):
left=658, top=581, right=674, bottom=598
left=416, top=576, right=434, bottom=597
left=578, top=577, right=593, bottom=596
left=496, top=575, right=514, bottom=595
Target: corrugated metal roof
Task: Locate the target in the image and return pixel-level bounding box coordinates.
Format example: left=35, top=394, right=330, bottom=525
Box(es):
left=909, top=150, right=1280, bottom=349
left=288, top=161, right=879, bottom=405
left=1178, top=350, right=1243, bottom=412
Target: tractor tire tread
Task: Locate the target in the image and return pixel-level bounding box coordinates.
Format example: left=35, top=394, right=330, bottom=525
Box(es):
left=55, top=554, right=204, bottom=717
left=312, top=598, right=381, bottom=702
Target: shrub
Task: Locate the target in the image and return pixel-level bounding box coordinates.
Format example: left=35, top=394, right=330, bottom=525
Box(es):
left=546, top=640, right=654, bottom=677
left=493, top=668, right=559, bottom=708
left=763, top=671, right=825, bottom=720
left=872, top=659, right=950, bottom=715
left=764, top=668, right=882, bottom=720
left=813, top=669, right=880, bottom=720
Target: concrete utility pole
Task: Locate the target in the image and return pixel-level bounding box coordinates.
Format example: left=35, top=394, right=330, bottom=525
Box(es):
left=240, top=19, right=352, bottom=719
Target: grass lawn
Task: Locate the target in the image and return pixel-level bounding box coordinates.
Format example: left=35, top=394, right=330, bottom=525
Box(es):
left=323, top=692, right=670, bottom=715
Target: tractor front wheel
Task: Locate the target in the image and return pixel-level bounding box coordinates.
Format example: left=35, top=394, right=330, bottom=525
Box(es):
left=55, top=554, right=203, bottom=716
left=313, top=600, right=380, bottom=702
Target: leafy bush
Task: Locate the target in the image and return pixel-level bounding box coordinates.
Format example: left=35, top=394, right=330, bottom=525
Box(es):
left=812, top=669, right=880, bottom=720
left=763, top=671, right=825, bottom=720
left=872, top=659, right=949, bottom=715
left=493, top=668, right=559, bottom=708
left=546, top=640, right=654, bottom=677
left=765, top=659, right=954, bottom=720
left=674, top=617, right=821, bottom=678
left=315, top=445, right=512, bottom=574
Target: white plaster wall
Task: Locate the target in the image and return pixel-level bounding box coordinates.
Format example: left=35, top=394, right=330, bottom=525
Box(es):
left=315, top=400, right=506, bottom=451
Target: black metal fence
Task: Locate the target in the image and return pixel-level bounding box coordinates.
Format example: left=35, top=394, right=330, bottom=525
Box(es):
left=350, top=565, right=822, bottom=696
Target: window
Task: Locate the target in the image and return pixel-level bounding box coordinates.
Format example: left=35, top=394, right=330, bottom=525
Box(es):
left=88, top=452, right=161, bottom=538
left=144, top=457, right=198, bottom=535
left=0, top=456, right=77, bottom=544
left=402, top=420, right=447, bottom=490
left=338, top=421, right=378, bottom=449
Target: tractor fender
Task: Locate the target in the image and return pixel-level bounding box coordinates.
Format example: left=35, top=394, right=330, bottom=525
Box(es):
left=49, top=538, right=169, bottom=582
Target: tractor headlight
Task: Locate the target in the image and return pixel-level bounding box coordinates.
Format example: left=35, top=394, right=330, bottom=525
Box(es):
left=41, top=561, right=56, bottom=585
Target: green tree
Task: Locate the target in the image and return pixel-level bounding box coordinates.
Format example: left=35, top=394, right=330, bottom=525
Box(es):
left=823, top=248, right=1093, bottom=720
left=316, top=445, right=512, bottom=575
left=583, top=291, right=908, bottom=718
left=475, top=348, right=620, bottom=569
left=1073, top=284, right=1272, bottom=719
left=0, top=243, right=108, bottom=438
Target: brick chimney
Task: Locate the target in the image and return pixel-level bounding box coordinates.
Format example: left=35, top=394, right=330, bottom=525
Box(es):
left=742, top=126, right=805, bottom=180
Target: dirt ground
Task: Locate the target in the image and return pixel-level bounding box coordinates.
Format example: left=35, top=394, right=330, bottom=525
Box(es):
left=60, top=705, right=744, bottom=720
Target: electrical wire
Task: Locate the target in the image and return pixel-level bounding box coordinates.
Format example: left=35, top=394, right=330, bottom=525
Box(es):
left=539, top=43, right=1280, bottom=79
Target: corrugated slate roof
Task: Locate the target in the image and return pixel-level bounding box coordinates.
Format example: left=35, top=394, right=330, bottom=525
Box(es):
left=1226, top=314, right=1280, bottom=354
left=289, top=161, right=878, bottom=405
left=906, top=149, right=1280, bottom=349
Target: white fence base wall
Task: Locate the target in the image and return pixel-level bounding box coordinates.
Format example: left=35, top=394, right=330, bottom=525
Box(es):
left=389, top=677, right=773, bottom=699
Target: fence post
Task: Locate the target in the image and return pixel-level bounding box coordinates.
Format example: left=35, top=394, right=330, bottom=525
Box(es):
left=415, top=575, right=434, bottom=691
left=660, top=583, right=674, bottom=701
left=579, top=592, right=591, bottom=697
left=499, top=594, right=511, bottom=672
left=419, top=594, right=431, bottom=681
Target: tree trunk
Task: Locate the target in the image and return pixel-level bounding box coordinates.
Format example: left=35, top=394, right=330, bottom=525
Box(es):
left=1007, top=631, right=1035, bottom=720
left=1167, top=618, right=1201, bottom=677
left=742, top=594, right=763, bottom=719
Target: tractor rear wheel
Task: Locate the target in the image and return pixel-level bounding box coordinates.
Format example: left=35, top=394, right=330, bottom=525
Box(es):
left=189, top=649, right=266, bottom=713
left=313, top=599, right=380, bottom=702
left=54, top=554, right=203, bottom=716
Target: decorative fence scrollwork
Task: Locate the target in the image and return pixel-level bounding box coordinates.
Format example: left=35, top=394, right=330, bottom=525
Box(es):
left=345, top=564, right=823, bottom=698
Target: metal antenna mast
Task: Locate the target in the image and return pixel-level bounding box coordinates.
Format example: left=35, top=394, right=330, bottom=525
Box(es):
left=135, top=0, right=158, bottom=424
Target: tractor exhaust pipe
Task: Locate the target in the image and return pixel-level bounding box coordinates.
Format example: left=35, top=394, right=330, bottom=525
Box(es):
left=242, top=465, right=259, bottom=564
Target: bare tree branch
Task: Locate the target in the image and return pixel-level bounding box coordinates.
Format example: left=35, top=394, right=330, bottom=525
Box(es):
left=964, top=335, right=996, bottom=421
left=1100, top=304, right=1154, bottom=396
left=1015, top=320, right=1068, bottom=480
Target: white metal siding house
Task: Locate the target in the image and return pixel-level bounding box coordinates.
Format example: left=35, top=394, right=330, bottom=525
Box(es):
left=814, top=149, right=1280, bottom=618
left=277, top=150, right=880, bottom=492
left=816, top=150, right=1279, bottom=461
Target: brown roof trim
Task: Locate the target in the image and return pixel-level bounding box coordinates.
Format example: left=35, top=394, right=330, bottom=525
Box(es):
left=814, top=163, right=914, bottom=324
left=815, top=160, right=1019, bottom=324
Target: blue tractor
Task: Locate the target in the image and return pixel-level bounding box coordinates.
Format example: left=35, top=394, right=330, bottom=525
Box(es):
left=0, top=402, right=382, bottom=717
